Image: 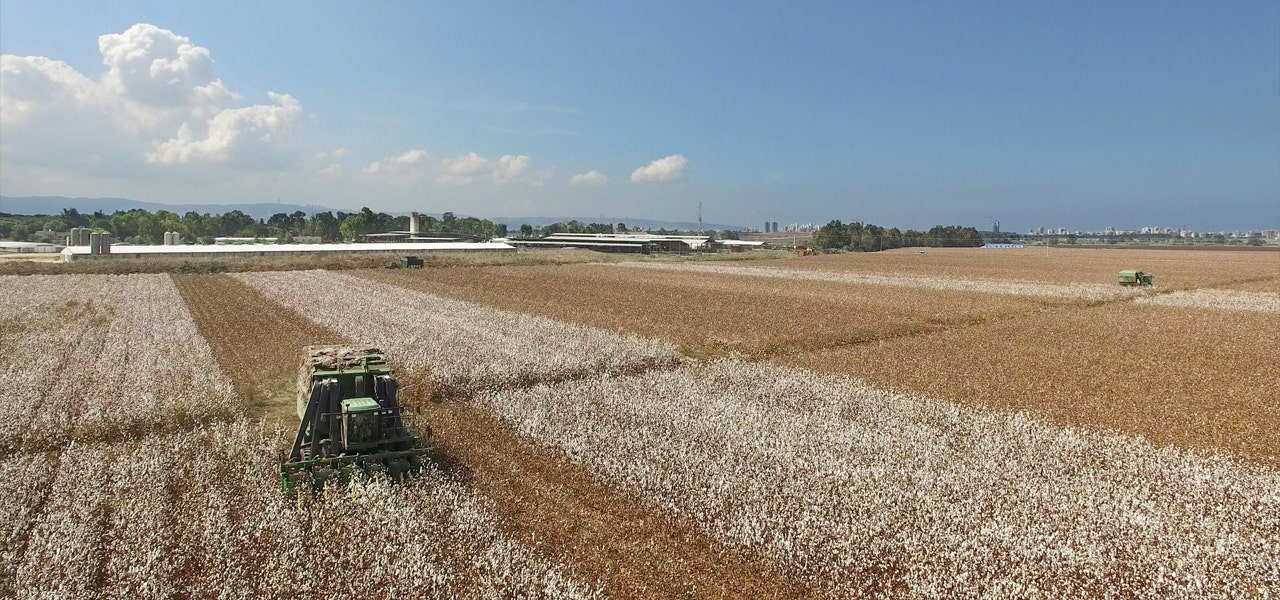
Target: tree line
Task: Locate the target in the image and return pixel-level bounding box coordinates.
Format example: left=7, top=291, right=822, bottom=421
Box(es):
left=0, top=208, right=507, bottom=245
left=811, top=221, right=996, bottom=251
left=512, top=220, right=741, bottom=240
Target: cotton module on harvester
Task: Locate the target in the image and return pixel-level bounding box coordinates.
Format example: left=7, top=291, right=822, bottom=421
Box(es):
left=281, top=346, right=432, bottom=491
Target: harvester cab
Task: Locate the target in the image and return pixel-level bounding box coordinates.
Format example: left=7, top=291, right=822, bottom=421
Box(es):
left=281, top=346, right=431, bottom=492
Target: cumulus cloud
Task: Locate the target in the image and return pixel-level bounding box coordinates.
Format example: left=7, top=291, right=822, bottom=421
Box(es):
left=569, top=170, right=609, bottom=186
left=98, top=24, right=235, bottom=110
left=630, top=154, right=687, bottom=183
left=438, top=152, right=549, bottom=186
left=0, top=23, right=301, bottom=172
left=148, top=92, right=300, bottom=164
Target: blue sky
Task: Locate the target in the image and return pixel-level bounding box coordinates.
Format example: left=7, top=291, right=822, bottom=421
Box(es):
left=2, top=1, right=1277, bottom=232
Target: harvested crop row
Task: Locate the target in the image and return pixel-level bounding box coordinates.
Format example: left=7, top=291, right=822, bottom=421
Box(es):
left=1136, top=289, right=1280, bottom=313
left=0, top=274, right=240, bottom=452
left=172, top=274, right=346, bottom=419
left=788, top=302, right=1280, bottom=465
left=360, top=264, right=1050, bottom=358
left=753, top=247, right=1280, bottom=289
left=611, top=261, right=1142, bottom=300
left=1, top=421, right=597, bottom=599
left=1220, top=275, right=1280, bottom=293
left=476, top=359, right=1280, bottom=599
left=231, top=270, right=682, bottom=397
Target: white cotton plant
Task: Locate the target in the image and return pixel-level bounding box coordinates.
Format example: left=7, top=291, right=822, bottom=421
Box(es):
left=0, top=274, right=241, bottom=452
left=609, top=261, right=1146, bottom=301
left=2, top=422, right=600, bottom=599
left=474, top=359, right=1280, bottom=599
left=1135, top=289, right=1280, bottom=314
left=231, top=270, right=683, bottom=397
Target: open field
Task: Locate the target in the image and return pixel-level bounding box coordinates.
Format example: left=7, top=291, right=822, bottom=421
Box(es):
left=0, top=424, right=597, bottom=599
left=0, top=274, right=240, bottom=452
left=476, top=360, right=1280, bottom=597
left=744, top=246, right=1280, bottom=289
left=785, top=302, right=1280, bottom=465
left=0, top=247, right=618, bottom=276
left=612, top=260, right=1145, bottom=300
left=232, top=270, right=682, bottom=396
left=1134, top=288, right=1280, bottom=313
left=359, top=264, right=1057, bottom=358
left=3, top=245, right=1278, bottom=597
left=172, top=272, right=807, bottom=598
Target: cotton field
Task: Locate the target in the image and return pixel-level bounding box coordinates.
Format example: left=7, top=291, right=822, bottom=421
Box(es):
left=473, top=359, right=1280, bottom=599
left=3, top=248, right=1278, bottom=599
left=231, top=270, right=682, bottom=396
left=0, top=423, right=598, bottom=599
left=610, top=261, right=1145, bottom=301
left=0, top=275, right=240, bottom=452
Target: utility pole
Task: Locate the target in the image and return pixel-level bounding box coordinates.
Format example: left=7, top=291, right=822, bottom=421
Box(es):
left=697, top=202, right=703, bottom=235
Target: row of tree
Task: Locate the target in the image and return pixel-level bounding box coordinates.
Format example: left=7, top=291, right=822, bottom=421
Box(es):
left=811, top=221, right=994, bottom=251
left=511, top=220, right=741, bottom=240
left=0, top=208, right=507, bottom=245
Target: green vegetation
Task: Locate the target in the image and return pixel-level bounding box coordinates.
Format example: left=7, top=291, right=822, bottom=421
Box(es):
left=811, top=221, right=988, bottom=251
left=0, top=207, right=506, bottom=244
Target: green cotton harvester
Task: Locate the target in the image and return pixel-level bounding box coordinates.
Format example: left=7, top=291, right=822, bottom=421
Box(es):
left=1117, top=270, right=1155, bottom=287
left=281, top=346, right=431, bottom=492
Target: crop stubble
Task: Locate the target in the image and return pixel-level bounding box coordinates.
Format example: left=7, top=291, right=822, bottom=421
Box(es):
left=176, top=272, right=807, bottom=599
left=361, top=252, right=1279, bottom=466
left=172, top=273, right=345, bottom=419
left=758, top=246, right=1280, bottom=289
left=787, top=301, right=1280, bottom=465
left=358, top=264, right=1054, bottom=358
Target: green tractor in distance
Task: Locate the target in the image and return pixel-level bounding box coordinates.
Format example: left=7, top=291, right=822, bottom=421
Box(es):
left=1117, top=270, right=1155, bottom=287
left=281, top=346, right=431, bottom=492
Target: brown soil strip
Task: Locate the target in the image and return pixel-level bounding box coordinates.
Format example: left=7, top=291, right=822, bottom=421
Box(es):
left=172, top=273, right=344, bottom=419
left=408, top=395, right=816, bottom=600
left=174, top=273, right=812, bottom=597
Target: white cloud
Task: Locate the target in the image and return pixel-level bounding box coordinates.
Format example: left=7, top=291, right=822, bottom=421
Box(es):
left=438, top=152, right=492, bottom=185
left=318, top=163, right=344, bottom=178
left=362, top=149, right=429, bottom=181
left=569, top=170, right=609, bottom=186
left=630, top=154, right=687, bottom=183
left=147, top=92, right=301, bottom=164
left=1, top=23, right=300, bottom=172
left=99, top=24, right=235, bottom=111
left=315, top=148, right=348, bottom=161
left=438, top=152, right=549, bottom=186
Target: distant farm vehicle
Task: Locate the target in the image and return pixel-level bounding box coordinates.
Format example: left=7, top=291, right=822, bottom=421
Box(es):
left=281, top=346, right=432, bottom=492
left=386, top=255, right=424, bottom=269
left=1117, top=270, right=1154, bottom=286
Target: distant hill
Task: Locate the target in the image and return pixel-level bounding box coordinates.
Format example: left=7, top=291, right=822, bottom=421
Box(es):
left=0, top=196, right=746, bottom=231
left=0, top=196, right=343, bottom=221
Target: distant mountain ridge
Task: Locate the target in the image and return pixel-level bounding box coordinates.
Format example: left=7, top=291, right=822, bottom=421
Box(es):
left=0, top=196, right=339, bottom=221
left=0, top=196, right=746, bottom=231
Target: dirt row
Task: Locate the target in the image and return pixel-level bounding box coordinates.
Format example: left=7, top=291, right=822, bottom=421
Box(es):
left=175, top=273, right=812, bottom=599
left=173, top=274, right=344, bottom=420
